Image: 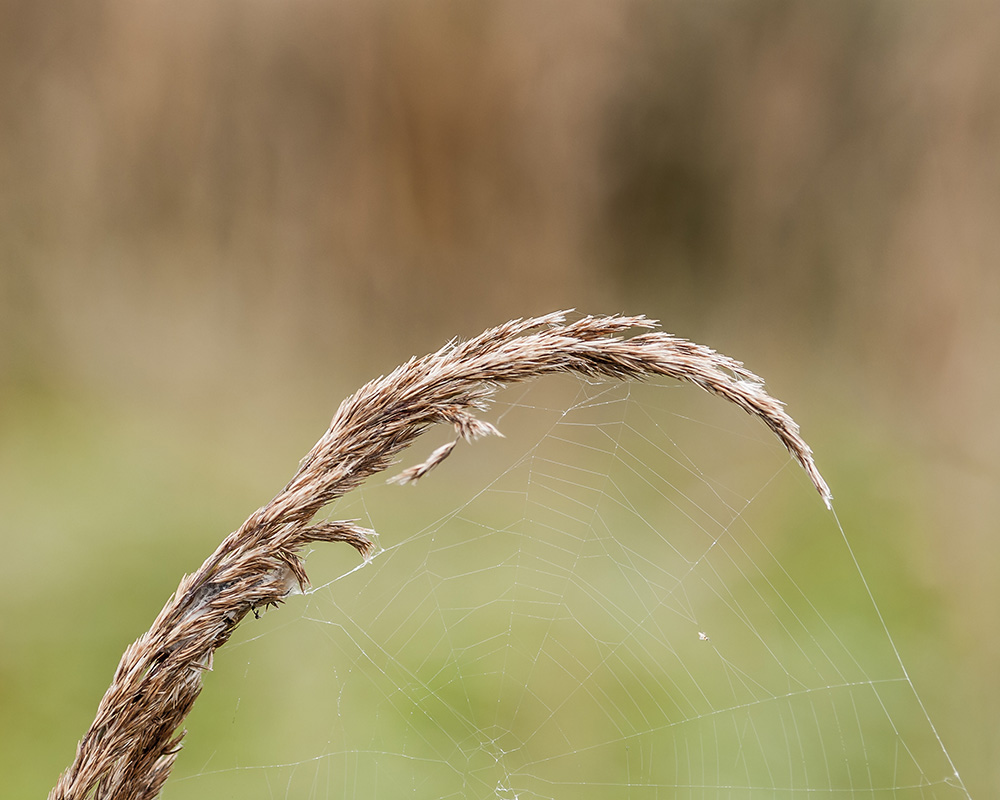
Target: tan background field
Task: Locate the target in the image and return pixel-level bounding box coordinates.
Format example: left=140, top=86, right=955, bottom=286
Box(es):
left=2, top=2, right=998, bottom=797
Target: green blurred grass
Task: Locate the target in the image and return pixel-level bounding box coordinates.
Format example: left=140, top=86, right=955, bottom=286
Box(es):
left=0, top=375, right=979, bottom=798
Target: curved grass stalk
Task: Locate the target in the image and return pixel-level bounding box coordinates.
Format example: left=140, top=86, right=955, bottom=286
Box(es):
left=50, top=312, right=830, bottom=800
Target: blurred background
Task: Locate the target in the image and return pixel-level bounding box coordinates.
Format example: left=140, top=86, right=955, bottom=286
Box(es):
left=1, top=0, right=998, bottom=796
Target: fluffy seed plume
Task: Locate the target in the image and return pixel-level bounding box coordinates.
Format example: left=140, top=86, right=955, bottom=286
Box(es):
left=49, top=311, right=830, bottom=800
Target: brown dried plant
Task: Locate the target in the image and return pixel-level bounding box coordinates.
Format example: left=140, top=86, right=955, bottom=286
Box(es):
left=49, top=312, right=831, bottom=800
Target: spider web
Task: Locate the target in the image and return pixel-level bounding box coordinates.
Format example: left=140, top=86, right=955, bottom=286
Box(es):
left=171, top=375, right=970, bottom=799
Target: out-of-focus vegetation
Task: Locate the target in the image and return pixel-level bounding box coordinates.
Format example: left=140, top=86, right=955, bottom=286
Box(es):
left=2, top=1, right=998, bottom=797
